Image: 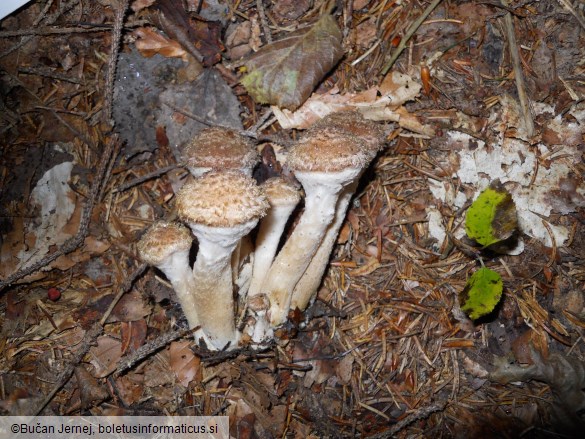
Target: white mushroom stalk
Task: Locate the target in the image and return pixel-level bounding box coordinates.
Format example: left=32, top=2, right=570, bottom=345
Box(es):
left=262, top=127, right=374, bottom=326
left=246, top=178, right=300, bottom=344
left=137, top=221, right=200, bottom=330
left=248, top=177, right=301, bottom=298
left=176, top=171, right=268, bottom=350
left=291, top=111, right=385, bottom=312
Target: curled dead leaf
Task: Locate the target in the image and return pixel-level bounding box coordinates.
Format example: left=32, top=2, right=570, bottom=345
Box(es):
left=133, top=27, right=188, bottom=61
left=242, top=14, right=343, bottom=110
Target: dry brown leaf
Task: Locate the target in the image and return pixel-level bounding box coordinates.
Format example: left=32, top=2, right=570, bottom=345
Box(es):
left=88, top=336, right=123, bottom=378
left=272, top=71, right=433, bottom=135
left=133, top=27, right=188, bottom=61
left=114, top=372, right=144, bottom=406
left=131, top=0, right=155, bottom=12
left=242, top=14, right=343, bottom=110
left=109, top=290, right=151, bottom=323
left=74, top=366, right=109, bottom=409
left=144, top=350, right=173, bottom=387
left=169, top=341, right=201, bottom=387
left=120, top=320, right=148, bottom=355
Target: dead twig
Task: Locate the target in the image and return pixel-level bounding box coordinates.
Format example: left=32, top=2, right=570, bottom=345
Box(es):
left=19, top=66, right=84, bottom=83
left=502, top=0, right=535, bottom=137
left=256, top=0, right=273, bottom=44
left=381, top=0, right=443, bottom=75
left=103, top=0, right=129, bottom=125
left=114, top=164, right=182, bottom=193
left=100, top=263, right=148, bottom=326
left=557, top=0, right=585, bottom=31
left=0, top=25, right=111, bottom=38
left=0, top=0, right=81, bottom=59
left=386, top=401, right=447, bottom=437
left=114, top=326, right=195, bottom=378
left=32, top=262, right=146, bottom=414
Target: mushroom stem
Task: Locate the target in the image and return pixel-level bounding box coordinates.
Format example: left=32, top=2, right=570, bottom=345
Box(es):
left=155, top=251, right=199, bottom=328
left=248, top=178, right=301, bottom=298
left=290, top=180, right=358, bottom=311
left=263, top=168, right=361, bottom=326
left=248, top=208, right=293, bottom=297
left=136, top=222, right=202, bottom=333
left=189, top=223, right=256, bottom=349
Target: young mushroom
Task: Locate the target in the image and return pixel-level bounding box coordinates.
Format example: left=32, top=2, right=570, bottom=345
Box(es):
left=291, top=111, right=385, bottom=311
left=137, top=221, right=200, bottom=330
left=248, top=177, right=301, bottom=298
left=176, top=170, right=268, bottom=350
left=261, top=126, right=376, bottom=326
left=246, top=177, right=301, bottom=343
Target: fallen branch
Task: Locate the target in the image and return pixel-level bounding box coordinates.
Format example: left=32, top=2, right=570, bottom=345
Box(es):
left=114, top=164, right=182, bottom=193
left=103, top=0, right=129, bottom=124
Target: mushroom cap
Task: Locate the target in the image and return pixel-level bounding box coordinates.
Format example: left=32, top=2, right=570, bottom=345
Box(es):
left=176, top=170, right=269, bottom=227
left=287, top=128, right=371, bottom=172
left=307, top=111, right=385, bottom=155
left=137, top=221, right=193, bottom=265
left=183, top=126, right=258, bottom=171
left=261, top=177, right=301, bottom=207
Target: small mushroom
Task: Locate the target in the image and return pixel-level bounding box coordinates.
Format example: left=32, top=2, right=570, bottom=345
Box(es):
left=261, top=126, right=376, bottom=326
left=246, top=177, right=300, bottom=343
left=291, top=111, right=385, bottom=311
left=176, top=171, right=268, bottom=349
left=182, top=126, right=259, bottom=177
left=248, top=177, right=301, bottom=298
left=137, top=221, right=199, bottom=330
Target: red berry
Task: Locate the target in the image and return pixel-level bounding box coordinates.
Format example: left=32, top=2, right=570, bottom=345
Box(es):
left=47, top=287, right=61, bottom=301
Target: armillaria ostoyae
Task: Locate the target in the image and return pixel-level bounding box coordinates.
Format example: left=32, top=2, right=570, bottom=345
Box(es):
left=182, top=126, right=260, bottom=293
left=261, top=115, right=382, bottom=326
left=137, top=221, right=201, bottom=331
left=290, top=111, right=385, bottom=312
left=247, top=177, right=301, bottom=342
left=176, top=170, right=268, bottom=350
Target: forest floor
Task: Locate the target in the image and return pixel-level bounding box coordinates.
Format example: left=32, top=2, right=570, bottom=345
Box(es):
left=1, top=1, right=584, bottom=437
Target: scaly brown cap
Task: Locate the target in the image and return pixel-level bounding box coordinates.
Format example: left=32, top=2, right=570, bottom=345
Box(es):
left=287, top=127, right=371, bottom=172
left=176, top=170, right=269, bottom=227
left=137, top=221, right=193, bottom=265
left=306, top=110, right=385, bottom=156
left=183, top=127, right=258, bottom=172
left=261, top=177, right=301, bottom=207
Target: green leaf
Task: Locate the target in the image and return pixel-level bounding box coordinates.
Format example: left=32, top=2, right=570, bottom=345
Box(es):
left=459, top=267, right=503, bottom=320
left=241, top=14, right=343, bottom=110
left=465, top=180, right=518, bottom=247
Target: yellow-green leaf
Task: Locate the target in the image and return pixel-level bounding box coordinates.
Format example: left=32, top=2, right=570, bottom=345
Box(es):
left=459, top=267, right=503, bottom=320
left=465, top=180, right=518, bottom=247
left=241, top=14, right=343, bottom=110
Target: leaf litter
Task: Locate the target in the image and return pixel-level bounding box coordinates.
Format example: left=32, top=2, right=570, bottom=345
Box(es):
left=0, top=0, right=584, bottom=437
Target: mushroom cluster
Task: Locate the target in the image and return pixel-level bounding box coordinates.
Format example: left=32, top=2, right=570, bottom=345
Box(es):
left=137, top=113, right=385, bottom=350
